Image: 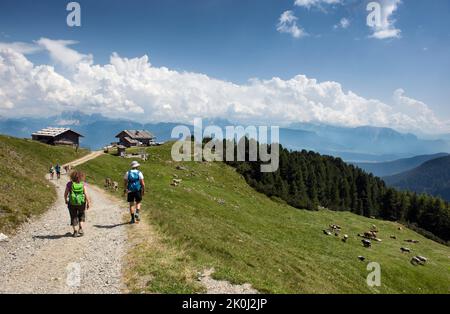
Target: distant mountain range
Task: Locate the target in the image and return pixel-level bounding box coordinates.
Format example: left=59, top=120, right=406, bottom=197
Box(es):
left=283, top=122, right=450, bottom=162
left=1, top=111, right=449, bottom=162
left=354, top=153, right=450, bottom=177
left=384, top=156, right=450, bottom=201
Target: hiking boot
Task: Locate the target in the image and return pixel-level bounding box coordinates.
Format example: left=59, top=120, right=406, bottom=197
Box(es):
left=78, top=229, right=84, bottom=236
left=72, top=231, right=78, bottom=238
left=135, top=212, right=140, bottom=222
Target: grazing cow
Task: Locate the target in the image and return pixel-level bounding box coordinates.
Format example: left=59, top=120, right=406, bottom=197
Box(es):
left=390, top=235, right=397, bottom=240
left=112, top=181, right=119, bottom=191
left=358, top=256, right=366, bottom=262
left=105, top=178, right=112, bottom=189
left=342, top=234, right=349, bottom=243
left=171, top=178, right=183, bottom=187
left=171, top=178, right=182, bottom=187
left=411, top=256, right=427, bottom=266
left=362, top=239, right=372, bottom=248
left=323, top=230, right=332, bottom=236
left=400, top=247, right=411, bottom=253
left=405, top=239, right=419, bottom=244
left=329, top=224, right=341, bottom=230
left=361, top=232, right=376, bottom=240
left=417, top=256, right=428, bottom=263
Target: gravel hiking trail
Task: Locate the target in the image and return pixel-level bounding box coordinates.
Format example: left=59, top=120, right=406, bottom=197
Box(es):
left=0, top=152, right=128, bottom=294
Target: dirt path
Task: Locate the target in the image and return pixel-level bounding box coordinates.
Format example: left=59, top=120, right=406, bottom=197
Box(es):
left=0, top=152, right=128, bottom=294
left=68, top=150, right=104, bottom=168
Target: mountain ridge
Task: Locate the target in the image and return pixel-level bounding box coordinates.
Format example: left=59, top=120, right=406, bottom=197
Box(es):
left=1, top=111, right=449, bottom=161
left=355, top=153, right=450, bottom=177
left=384, top=155, right=450, bottom=201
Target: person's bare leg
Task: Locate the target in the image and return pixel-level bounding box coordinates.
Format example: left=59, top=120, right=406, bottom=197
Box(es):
left=78, top=221, right=84, bottom=235
left=129, top=203, right=136, bottom=223
left=72, top=223, right=78, bottom=237
left=135, top=202, right=141, bottom=221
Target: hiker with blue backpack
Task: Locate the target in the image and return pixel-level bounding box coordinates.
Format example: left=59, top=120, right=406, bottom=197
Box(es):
left=123, top=161, right=145, bottom=224
left=64, top=170, right=91, bottom=237
left=55, top=164, right=61, bottom=179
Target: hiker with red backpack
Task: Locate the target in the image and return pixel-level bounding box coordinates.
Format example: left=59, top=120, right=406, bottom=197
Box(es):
left=64, top=170, right=91, bottom=237
left=123, top=161, right=145, bottom=224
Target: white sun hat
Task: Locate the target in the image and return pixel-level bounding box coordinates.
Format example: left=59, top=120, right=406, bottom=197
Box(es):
left=130, top=161, right=140, bottom=168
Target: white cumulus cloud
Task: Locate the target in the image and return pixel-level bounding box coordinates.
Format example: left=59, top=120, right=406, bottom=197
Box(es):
left=0, top=41, right=42, bottom=55
left=294, top=0, right=342, bottom=9
left=334, top=17, right=350, bottom=29
left=0, top=40, right=447, bottom=134
left=0, top=37, right=93, bottom=69
left=276, top=11, right=307, bottom=39
left=36, top=38, right=93, bottom=69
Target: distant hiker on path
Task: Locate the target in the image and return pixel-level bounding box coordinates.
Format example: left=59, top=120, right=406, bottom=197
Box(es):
left=124, top=161, right=145, bottom=224
left=64, top=170, right=91, bottom=237
left=49, top=165, right=55, bottom=180
left=55, top=164, right=61, bottom=179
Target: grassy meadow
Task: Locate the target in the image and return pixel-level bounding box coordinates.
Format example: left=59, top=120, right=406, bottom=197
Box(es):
left=76, top=143, right=450, bottom=293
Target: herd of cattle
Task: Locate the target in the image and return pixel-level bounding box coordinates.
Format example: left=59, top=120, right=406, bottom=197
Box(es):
left=322, top=223, right=428, bottom=266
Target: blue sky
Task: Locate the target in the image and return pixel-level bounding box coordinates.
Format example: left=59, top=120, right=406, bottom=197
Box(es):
left=0, top=0, right=449, bottom=133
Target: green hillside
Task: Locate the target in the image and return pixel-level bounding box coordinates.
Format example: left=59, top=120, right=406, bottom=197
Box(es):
left=0, top=135, right=88, bottom=233
left=78, top=143, right=450, bottom=294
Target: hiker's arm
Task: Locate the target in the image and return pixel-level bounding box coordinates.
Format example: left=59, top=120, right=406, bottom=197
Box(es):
left=140, top=179, right=145, bottom=195
left=123, top=179, right=128, bottom=195
left=83, top=185, right=91, bottom=209
left=64, top=185, right=69, bottom=204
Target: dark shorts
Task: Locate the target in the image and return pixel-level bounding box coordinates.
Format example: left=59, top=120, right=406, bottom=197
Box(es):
left=68, top=204, right=86, bottom=226
left=127, top=190, right=142, bottom=203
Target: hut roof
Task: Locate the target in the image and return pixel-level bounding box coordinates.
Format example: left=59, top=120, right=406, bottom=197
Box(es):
left=115, top=130, right=155, bottom=139
left=32, top=127, right=83, bottom=138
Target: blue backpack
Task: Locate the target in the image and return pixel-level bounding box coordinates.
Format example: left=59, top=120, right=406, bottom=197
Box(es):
left=127, top=170, right=142, bottom=192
